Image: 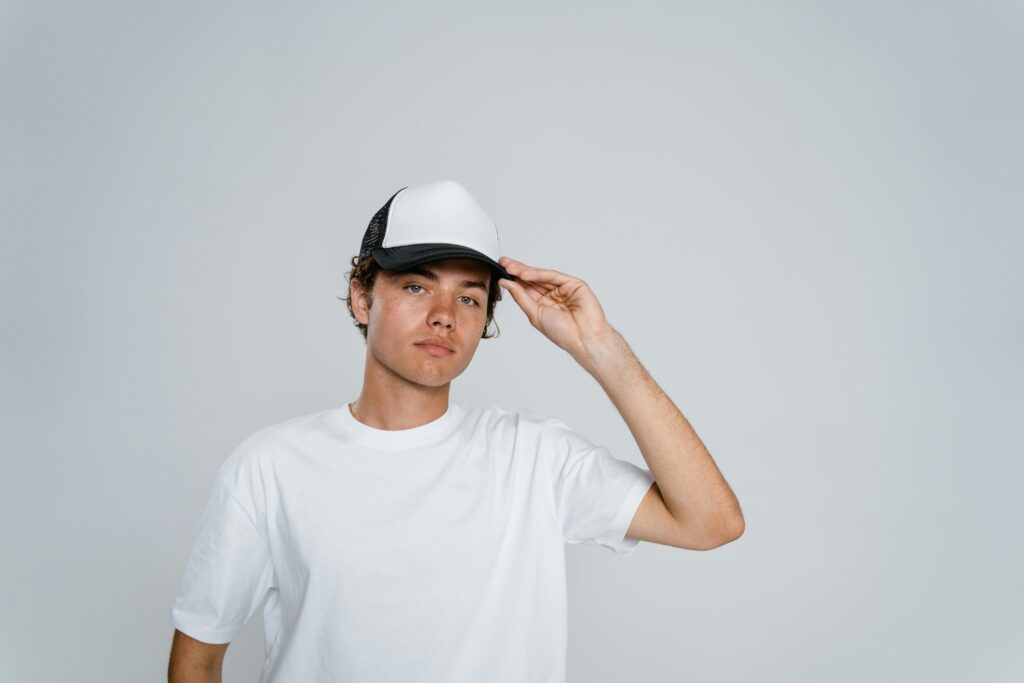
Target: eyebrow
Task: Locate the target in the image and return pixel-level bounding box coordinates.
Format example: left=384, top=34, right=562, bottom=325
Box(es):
left=393, top=265, right=489, bottom=293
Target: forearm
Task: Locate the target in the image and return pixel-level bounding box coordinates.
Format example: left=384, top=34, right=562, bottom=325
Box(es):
left=577, top=325, right=744, bottom=540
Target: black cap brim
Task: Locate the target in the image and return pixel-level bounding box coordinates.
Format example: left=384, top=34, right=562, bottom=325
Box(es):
left=371, top=243, right=513, bottom=282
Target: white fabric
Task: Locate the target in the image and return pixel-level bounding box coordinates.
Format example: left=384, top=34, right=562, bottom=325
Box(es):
left=170, top=401, right=655, bottom=682
left=383, top=180, right=501, bottom=259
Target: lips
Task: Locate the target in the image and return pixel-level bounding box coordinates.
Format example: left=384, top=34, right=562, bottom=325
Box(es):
left=416, top=342, right=454, bottom=356
left=414, top=337, right=455, bottom=352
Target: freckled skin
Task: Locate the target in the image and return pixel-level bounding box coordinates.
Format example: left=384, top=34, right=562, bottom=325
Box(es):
left=353, top=258, right=492, bottom=391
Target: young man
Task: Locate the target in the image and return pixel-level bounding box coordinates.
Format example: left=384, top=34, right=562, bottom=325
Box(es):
left=168, top=180, right=743, bottom=682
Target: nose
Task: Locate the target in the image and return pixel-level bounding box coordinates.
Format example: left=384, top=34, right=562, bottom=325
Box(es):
left=427, top=299, right=455, bottom=330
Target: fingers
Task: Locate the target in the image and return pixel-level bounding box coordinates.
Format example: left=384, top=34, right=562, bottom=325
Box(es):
left=502, top=276, right=542, bottom=304
left=499, top=256, right=573, bottom=289
left=501, top=268, right=551, bottom=300
left=518, top=278, right=553, bottom=299
left=499, top=275, right=540, bottom=323
left=499, top=257, right=549, bottom=298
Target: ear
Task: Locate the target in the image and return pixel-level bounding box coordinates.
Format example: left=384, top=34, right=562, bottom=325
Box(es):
left=350, top=278, right=372, bottom=325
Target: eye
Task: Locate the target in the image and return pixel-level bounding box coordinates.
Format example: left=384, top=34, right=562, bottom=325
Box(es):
left=404, top=284, right=478, bottom=307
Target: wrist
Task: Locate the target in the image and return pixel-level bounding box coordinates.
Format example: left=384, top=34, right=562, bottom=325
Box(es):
left=577, top=325, right=625, bottom=374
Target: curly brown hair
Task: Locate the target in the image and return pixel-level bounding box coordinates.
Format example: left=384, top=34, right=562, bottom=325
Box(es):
left=338, top=255, right=504, bottom=342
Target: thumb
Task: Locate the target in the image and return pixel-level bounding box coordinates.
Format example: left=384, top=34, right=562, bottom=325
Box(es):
left=499, top=278, right=532, bottom=316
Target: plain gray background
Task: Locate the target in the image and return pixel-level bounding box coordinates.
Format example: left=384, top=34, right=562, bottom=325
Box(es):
left=2, top=1, right=1021, bottom=681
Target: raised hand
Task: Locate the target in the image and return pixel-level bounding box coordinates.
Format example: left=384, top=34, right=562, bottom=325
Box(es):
left=497, top=256, right=614, bottom=360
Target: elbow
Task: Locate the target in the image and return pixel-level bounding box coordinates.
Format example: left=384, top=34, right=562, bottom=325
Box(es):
left=725, top=515, right=745, bottom=542
left=729, top=512, right=745, bottom=537
left=705, top=515, right=744, bottom=550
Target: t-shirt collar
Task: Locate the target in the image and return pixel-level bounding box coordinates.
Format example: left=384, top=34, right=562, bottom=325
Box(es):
left=332, top=400, right=463, bottom=451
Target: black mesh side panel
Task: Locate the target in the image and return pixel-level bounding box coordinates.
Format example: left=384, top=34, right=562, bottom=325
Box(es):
left=359, top=187, right=406, bottom=258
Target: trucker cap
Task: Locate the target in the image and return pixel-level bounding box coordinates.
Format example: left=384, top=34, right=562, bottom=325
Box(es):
left=358, top=180, right=513, bottom=282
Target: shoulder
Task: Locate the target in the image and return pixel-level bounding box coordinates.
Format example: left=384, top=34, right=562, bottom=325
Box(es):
left=455, top=401, right=565, bottom=434
left=218, top=408, right=332, bottom=487
left=458, top=402, right=591, bottom=454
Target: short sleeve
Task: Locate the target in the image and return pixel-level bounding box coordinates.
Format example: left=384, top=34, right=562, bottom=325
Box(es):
left=170, top=473, right=276, bottom=644
left=542, top=418, right=656, bottom=556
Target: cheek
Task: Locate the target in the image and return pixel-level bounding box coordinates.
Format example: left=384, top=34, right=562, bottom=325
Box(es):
left=367, top=300, right=405, bottom=335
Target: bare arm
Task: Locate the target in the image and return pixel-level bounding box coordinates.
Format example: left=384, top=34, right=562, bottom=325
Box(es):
left=168, top=629, right=229, bottom=683
left=579, top=326, right=744, bottom=547
left=495, top=256, right=744, bottom=549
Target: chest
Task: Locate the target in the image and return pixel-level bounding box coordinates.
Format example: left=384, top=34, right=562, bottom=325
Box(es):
left=264, top=440, right=551, bottom=592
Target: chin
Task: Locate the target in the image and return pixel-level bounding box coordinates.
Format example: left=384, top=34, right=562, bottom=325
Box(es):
left=370, top=343, right=472, bottom=387
left=410, top=362, right=469, bottom=388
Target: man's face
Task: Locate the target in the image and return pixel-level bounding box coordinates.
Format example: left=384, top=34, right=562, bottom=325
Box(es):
left=353, top=258, right=493, bottom=389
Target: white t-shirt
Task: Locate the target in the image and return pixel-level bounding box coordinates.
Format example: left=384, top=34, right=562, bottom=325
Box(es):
left=171, top=400, right=654, bottom=682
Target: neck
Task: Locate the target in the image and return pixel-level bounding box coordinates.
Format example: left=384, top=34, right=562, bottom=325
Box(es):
left=350, top=360, right=451, bottom=431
